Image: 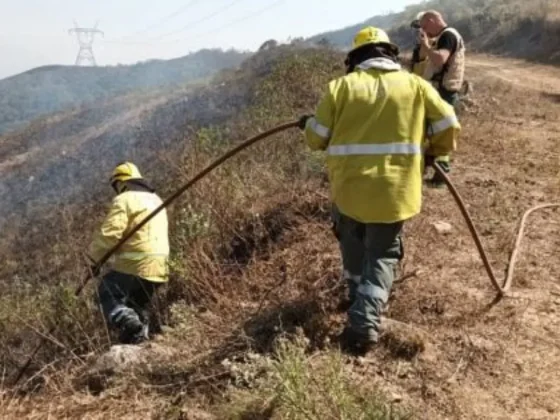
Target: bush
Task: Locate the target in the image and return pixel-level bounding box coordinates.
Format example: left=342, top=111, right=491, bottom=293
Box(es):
left=221, top=336, right=411, bottom=420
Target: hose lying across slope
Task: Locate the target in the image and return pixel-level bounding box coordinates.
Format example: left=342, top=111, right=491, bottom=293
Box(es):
left=12, top=120, right=559, bottom=386
left=13, top=121, right=299, bottom=387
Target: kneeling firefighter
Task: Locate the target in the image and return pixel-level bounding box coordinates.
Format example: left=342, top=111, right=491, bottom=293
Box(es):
left=88, top=162, right=170, bottom=344
left=298, top=27, right=461, bottom=352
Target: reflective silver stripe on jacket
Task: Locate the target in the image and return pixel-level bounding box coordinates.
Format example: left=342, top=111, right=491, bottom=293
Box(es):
left=306, top=117, right=332, bottom=139
left=118, top=252, right=169, bottom=260
left=327, top=143, right=421, bottom=156
left=430, top=115, right=458, bottom=134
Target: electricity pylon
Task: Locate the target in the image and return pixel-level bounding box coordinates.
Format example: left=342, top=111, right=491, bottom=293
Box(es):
left=69, top=20, right=104, bottom=66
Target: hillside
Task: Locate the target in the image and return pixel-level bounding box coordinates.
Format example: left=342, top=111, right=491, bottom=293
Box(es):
left=310, top=0, right=560, bottom=63
left=0, top=44, right=328, bottom=280
left=0, top=48, right=250, bottom=135
left=308, top=0, right=481, bottom=47
left=0, top=50, right=283, bottom=224
left=307, top=12, right=399, bottom=47
left=1, top=40, right=560, bottom=419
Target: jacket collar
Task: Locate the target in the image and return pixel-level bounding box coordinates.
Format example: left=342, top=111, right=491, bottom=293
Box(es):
left=115, top=179, right=155, bottom=195
left=356, top=58, right=402, bottom=72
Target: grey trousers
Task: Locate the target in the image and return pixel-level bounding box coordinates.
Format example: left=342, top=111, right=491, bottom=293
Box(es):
left=332, top=206, right=404, bottom=341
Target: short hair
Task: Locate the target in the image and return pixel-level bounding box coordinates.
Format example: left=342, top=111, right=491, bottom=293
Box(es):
left=420, top=10, right=444, bottom=23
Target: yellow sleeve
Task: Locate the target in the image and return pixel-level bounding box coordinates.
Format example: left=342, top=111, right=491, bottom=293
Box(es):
left=88, top=195, right=129, bottom=263
left=420, top=79, right=461, bottom=157
left=304, top=83, right=335, bottom=151
left=412, top=59, right=428, bottom=77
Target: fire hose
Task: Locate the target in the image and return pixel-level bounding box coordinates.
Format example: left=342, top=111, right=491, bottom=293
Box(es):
left=432, top=164, right=559, bottom=295
left=12, top=120, right=559, bottom=386
left=12, top=121, right=299, bottom=386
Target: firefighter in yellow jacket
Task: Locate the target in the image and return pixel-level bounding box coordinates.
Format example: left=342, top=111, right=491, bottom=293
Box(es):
left=88, top=162, right=169, bottom=344
left=298, top=27, right=460, bottom=352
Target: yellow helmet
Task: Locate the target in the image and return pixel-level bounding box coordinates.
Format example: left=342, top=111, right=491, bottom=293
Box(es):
left=351, top=26, right=399, bottom=53
left=110, top=161, right=142, bottom=185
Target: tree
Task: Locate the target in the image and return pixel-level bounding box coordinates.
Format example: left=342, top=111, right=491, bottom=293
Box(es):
left=316, top=37, right=332, bottom=48
left=258, top=39, right=278, bottom=51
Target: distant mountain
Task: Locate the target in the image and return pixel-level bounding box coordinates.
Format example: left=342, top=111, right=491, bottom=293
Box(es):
left=307, top=13, right=400, bottom=48
left=0, top=48, right=251, bottom=135
left=0, top=46, right=306, bottom=229
left=308, top=1, right=486, bottom=49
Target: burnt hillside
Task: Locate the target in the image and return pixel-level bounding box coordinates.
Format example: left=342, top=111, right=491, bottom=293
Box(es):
left=0, top=48, right=251, bottom=135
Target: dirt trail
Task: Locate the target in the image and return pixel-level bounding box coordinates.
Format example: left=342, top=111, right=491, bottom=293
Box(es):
left=467, top=54, right=560, bottom=93
left=366, top=53, right=560, bottom=419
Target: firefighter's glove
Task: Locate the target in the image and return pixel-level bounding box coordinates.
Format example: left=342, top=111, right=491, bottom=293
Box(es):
left=434, top=159, right=450, bottom=173
left=424, top=155, right=436, bottom=168
left=298, top=114, right=314, bottom=131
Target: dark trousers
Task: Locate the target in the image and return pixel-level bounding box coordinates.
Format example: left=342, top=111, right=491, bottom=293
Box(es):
left=332, top=206, right=404, bottom=341
left=438, top=87, right=460, bottom=110
left=98, top=270, right=160, bottom=344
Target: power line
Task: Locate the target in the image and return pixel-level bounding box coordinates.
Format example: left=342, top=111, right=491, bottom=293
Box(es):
left=105, top=0, right=245, bottom=44
left=177, top=0, right=286, bottom=43
left=102, top=0, right=285, bottom=47
left=151, top=0, right=245, bottom=40
left=116, top=0, right=202, bottom=40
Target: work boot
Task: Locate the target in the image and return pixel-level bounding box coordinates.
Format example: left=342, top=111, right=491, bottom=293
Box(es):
left=112, top=308, right=146, bottom=345
left=119, top=320, right=148, bottom=345
left=338, top=326, right=378, bottom=355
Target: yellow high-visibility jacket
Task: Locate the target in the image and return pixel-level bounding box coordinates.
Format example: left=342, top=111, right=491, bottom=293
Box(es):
left=304, top=58, right=460, bottom=224
left=411, top=58, right=429, bottom=77
left=89, top=190, right=170, bottom=282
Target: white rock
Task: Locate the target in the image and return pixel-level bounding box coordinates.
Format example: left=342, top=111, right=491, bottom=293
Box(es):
left=391, top=393, right=403, bottom=403
left=432, top=221, right=453, bottom=235
left=92, top=344, right=146, bottom=373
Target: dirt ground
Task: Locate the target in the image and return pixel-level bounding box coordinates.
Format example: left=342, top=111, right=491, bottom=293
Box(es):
left=362, top=53, right=560, bottom=419
left=2, top=53, right=560, bottom=419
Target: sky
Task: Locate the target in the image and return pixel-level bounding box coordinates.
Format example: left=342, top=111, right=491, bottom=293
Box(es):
left=0, top=0, right=420, bottom=79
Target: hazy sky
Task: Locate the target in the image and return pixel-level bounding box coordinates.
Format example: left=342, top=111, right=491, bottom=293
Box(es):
left=0, top=0, right=420, bottom=79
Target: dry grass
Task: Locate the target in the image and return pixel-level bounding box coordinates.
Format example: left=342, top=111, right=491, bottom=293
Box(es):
left=216, top=335, right=411, bottom=420
left=1, top=44, right=560, bottom=419
left=0, top=45, right=360, bottom=415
